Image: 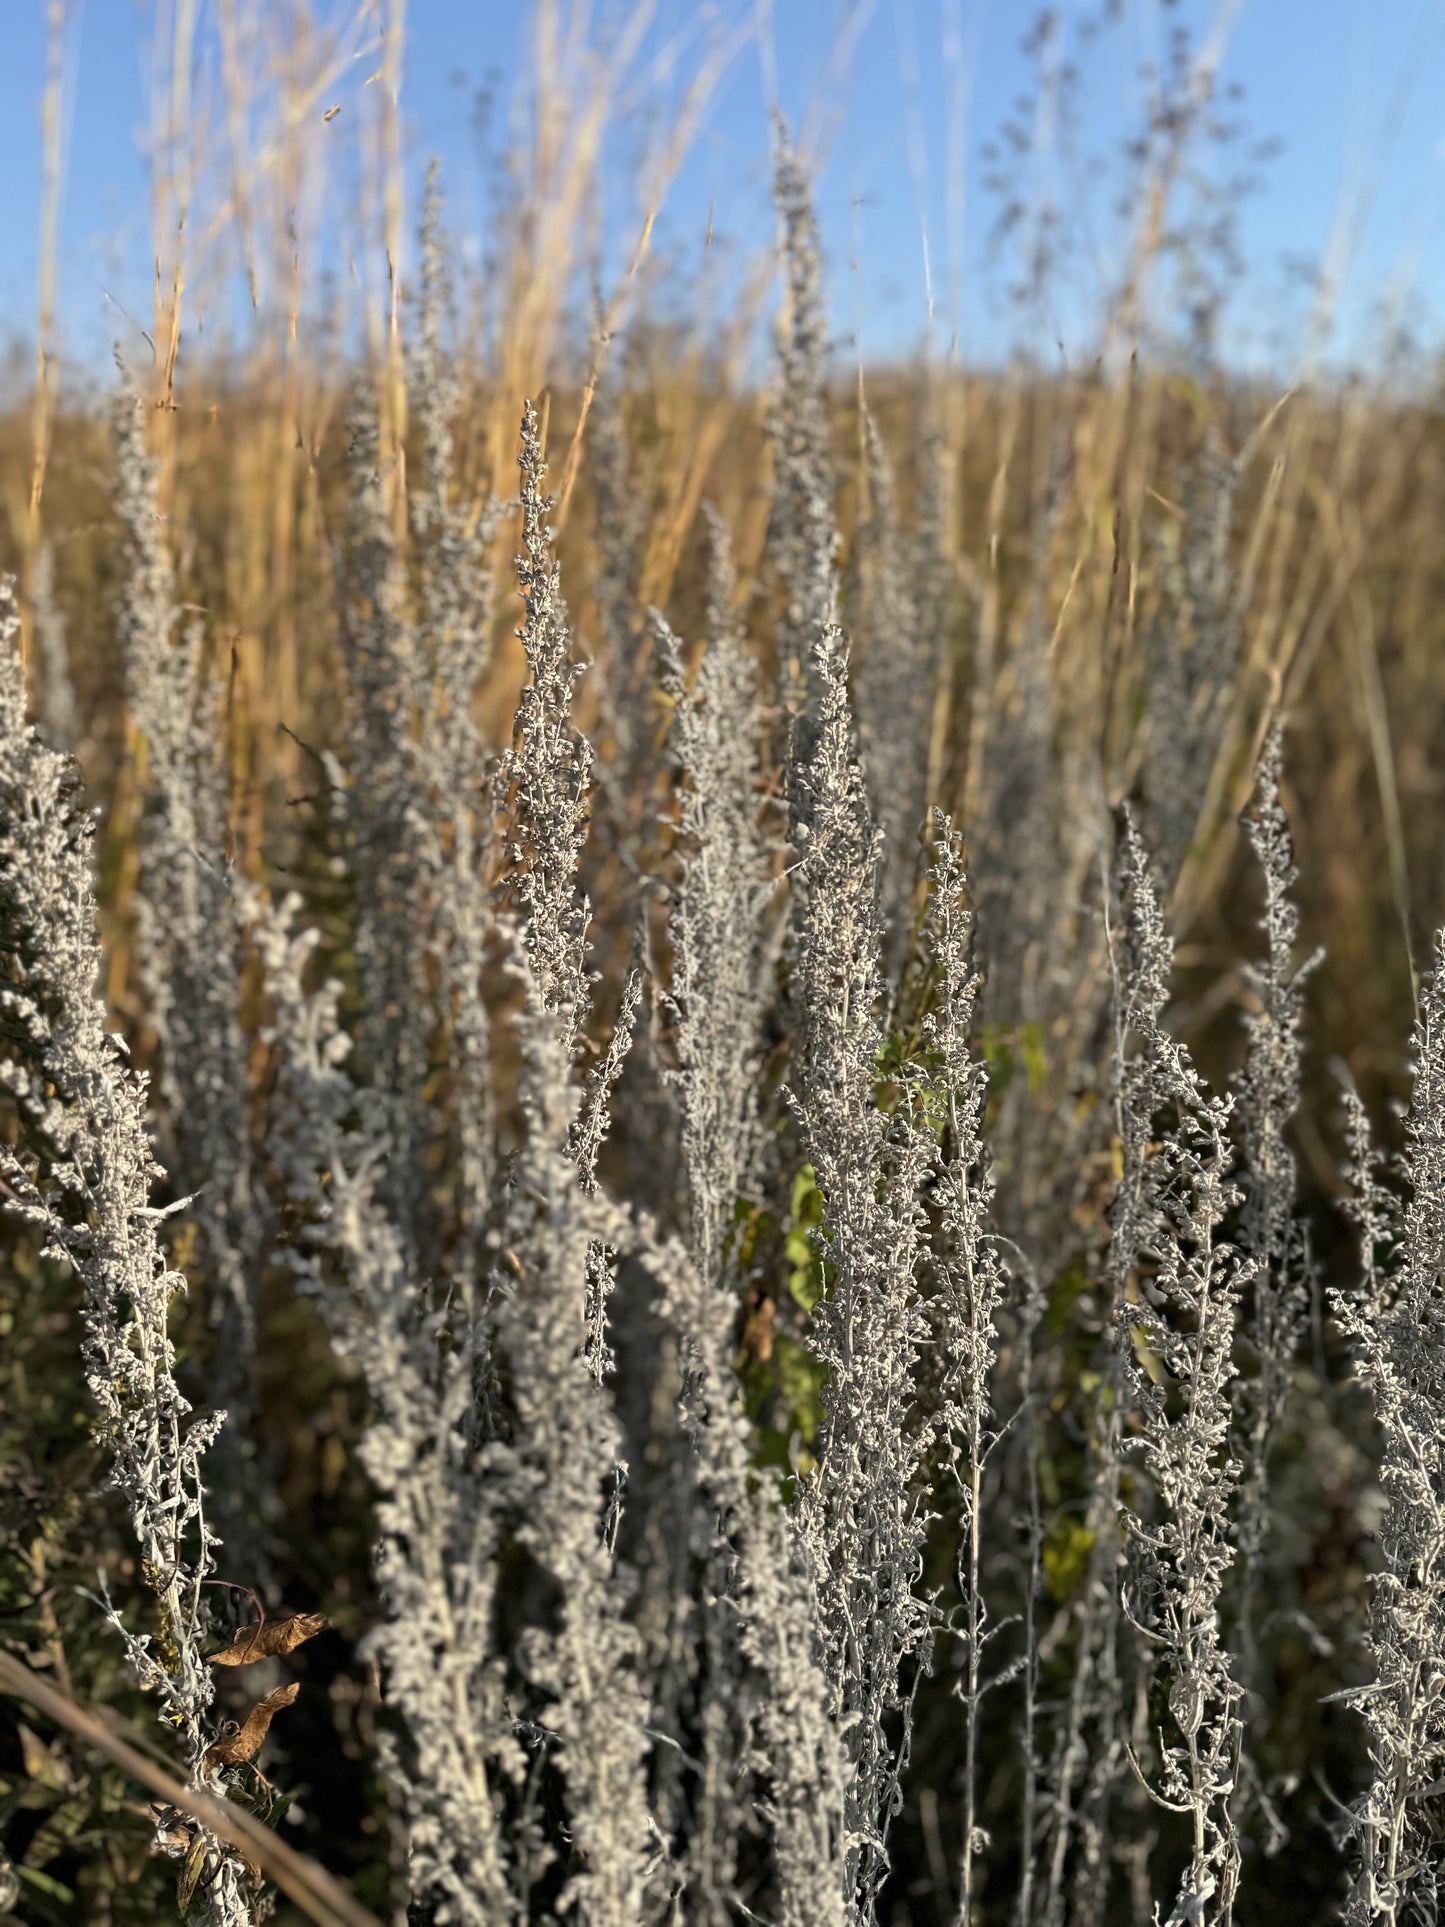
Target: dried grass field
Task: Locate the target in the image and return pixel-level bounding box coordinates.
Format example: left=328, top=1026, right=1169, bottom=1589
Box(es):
left=4, top=6, right=1445, bottom=1924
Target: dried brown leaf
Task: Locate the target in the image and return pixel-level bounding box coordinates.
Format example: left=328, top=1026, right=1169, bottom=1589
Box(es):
left=204, top=1683, right=299, bottom=1769
left=209, top=1612, right=327, bottom=1667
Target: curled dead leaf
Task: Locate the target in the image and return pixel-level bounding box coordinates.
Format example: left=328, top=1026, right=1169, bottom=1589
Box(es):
left=204, top=1683, right=299, bottom=1770
left=209, top=1612, right=327, bottom=1667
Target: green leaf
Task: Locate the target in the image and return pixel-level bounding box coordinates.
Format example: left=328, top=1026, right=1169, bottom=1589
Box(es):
left=177, top=1835, right=209, bottom=1912
left=784, top=1166, right=824, bottom=1312
left=1042, top=1520, right=1096, bottom=1603
left=774, top=1334, right=828, bottom=1443
left=1046, top=1263, right=1093, bottom=1339
left=16, top=1864, right=76, bottom=1905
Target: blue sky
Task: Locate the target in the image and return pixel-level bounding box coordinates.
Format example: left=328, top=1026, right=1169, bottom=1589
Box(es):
left=2, top=0, right=1444, bottom=389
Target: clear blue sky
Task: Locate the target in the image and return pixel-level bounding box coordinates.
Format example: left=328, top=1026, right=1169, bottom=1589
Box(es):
left=2, top=0, right=1444, bottom=390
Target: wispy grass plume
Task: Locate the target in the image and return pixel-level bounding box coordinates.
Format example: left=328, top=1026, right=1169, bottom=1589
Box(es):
left=113, top=384, right=267, bottom=1574
left=0, top=575, right=253, bottom=1922
left=923, top=814, right=1006, bottom=1926
left=768, top=117, right=839, bottom=737
left=788, top=623, right=934, bottom=1920
left=257, top=891, right=517, bottom=1925
left=659, top=507, right=775, bottom=1286
left=1110, top=810, right=1249, bottom=1924
left=504, top=400, right=594, bottom=1053
left=854, top=410, right=931, bottom=982
left=1334, top=937, right=1445, bottom=1926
